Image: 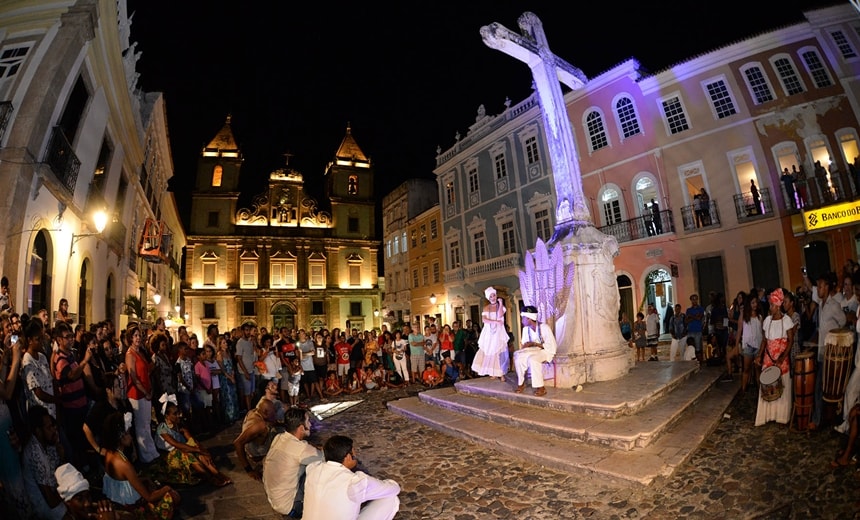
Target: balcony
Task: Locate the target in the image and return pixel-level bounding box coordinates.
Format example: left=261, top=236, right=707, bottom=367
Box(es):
left=444, top=267, right=465, bottom=283
left=733, top=187, right=773, bottom=223
left=680, top=200, right=721, bottom=232
left=0, top=101, right=12, bottom=143
left=466, top=252, right=520, bottom=278
left=599, top=209, right=675, bottom=244
left=45, top=126, right=81, bottom=193
left=780, top=170, right=858, bottom=213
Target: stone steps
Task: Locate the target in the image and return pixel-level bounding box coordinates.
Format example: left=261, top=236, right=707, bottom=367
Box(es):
left=387, top=362, right=740, bottom=484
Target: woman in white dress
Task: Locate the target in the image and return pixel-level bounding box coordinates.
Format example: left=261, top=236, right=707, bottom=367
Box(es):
left=755, top=288, right=795, bottom=426
left=471, top=287, right=510, bottom=381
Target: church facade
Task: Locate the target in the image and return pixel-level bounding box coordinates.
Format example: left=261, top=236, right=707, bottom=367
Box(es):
left=183, top=119, right=381, bottom=336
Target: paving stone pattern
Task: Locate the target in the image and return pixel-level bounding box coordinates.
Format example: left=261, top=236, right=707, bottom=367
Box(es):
left=177, top=366, right=860, bottom=519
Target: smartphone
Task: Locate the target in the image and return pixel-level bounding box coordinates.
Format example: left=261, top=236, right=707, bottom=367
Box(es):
left=9, top=334, right=17, bottom=344
left=801, top=266, right=807, bottom=276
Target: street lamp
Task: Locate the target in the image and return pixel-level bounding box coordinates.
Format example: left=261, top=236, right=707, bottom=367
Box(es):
left=70, top=209, right=108, bottom=257
left=429, top=293, right=437, bottom=305
left=153, top=293, right=161, bottom=305
left=373, top=309, right=379, bottom=317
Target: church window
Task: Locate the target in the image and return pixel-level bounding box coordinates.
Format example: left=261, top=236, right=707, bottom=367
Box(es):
left=348, top=216, right=359, bottom=233
left=212, top=165, right=222, bottom=187
left=349, top=264, right=361, bottom=286
left=203, top=262, right=216, bottom=286
left=203, top=303, right=216, bottom=319
left=207, top=211, right=219, bottom=228
left=308, top=253, right=326, bottom=289
left=242, top=301, right=256, bottom=316
left=348, top=175, right=358, bottom=195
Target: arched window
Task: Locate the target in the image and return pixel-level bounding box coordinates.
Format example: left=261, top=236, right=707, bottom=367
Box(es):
left=348, top=175, right=358, bottom=195
left=615, top=97, right=641, bottom=139
left=28, top=230, right=51, bottom=316
left=586, top=110, right=608, bottom=152
left=600, top=186, right=622, bottom=225
left=211, top=165, right=222, bottom=187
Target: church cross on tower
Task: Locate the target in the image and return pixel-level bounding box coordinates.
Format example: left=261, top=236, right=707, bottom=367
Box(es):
left=481, top=12, right=591, bottom=234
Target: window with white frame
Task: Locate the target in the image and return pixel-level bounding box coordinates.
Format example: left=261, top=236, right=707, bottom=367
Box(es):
left=831, top=30, right=858, bottom=60
left=704, top=78, right=737, bottom=119
left=449, top=239, right=461, bottom=269
left=349, top=264, right=361, bottom=286
left=422, top=265, right=429, bottom=286
left=660, top=94, right=689, bottom=135
left=393, top=235, right=399, bottom=255
left=473, top=231, right=488, bottom=262
left=525, top=135, right=539, bottom=164
left=494, top=152, right=507, bottom=180
left=445, top=181, right=455, bottom=206
left=500, top=220, right=516, bottom=255
left=308, top=252, right=326, bottom=289
left=270, top=251, right=297, bottom=288
left=0, top=42, right=32, bottom=85
left=601, top=187, right=622, bottom=226
left=742, top=65, right=774, bottom=105
left=412, top=269, right=419, bottom=288
left=430, top=219, right=438, bottom=239
left=800, top=48, right=833, bottom=88
left=240, top=250, right=259, bottom=289
left=468, top=167, right=479, bottom=193
left=615, top=96, right=641, bottom=139
left=586, top=110, right=609, bottom=151
left=201, top=251, right=218, bottom=286
left=534, top=208, right=551, bottom=242
left=432, top=261, right=440, bottom=283
left=771, top=56, right=805, bottom=96
left=401, top=231, right=407, bottom=252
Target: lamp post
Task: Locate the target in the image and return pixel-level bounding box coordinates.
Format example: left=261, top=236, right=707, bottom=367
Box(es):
left=69, top=209, right=108, bottom=257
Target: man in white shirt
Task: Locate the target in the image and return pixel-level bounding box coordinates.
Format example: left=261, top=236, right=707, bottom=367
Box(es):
left=303, top=435, right=400, bottom=520
left=513, top=306, right=557, bottom=397
left=263, top=408, right=323, bottom=518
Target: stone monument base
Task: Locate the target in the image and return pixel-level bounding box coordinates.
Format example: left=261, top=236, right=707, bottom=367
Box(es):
left=552, top=348, right=633, bottom=388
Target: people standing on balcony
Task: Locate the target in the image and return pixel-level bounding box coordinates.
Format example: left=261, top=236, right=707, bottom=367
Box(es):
left=643, top=205, right=655, bottom=236
left=793, top=164, right=808, bottom=207
left=471, top=287, right=510, bottom=382
left=650, top=199, right=662, bottom=234
left=697, top=188, right=711, bottom=227
left=781, top=168, right=797, bottom=210
left=815, top=160, right=832, bottom=203
left=750, top=180, right=762, bottom=215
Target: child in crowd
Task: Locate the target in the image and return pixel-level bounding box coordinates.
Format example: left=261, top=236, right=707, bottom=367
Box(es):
left=364, top=366, right=379, bottom=390
left=285, top=356, right=303, bottom=408
left=422, top=361, right=442, bottom=388
left=442, top=353, right=460, bottom=384
left=633, top=312, right=647, bottom=362
left=324, top=370, right=343, bottom=397
left=345, top=368, right=363, bottom=394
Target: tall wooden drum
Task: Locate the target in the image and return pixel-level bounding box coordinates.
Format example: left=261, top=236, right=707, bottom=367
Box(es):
left=822, top=329, right=855, bottom=404
left=793, top=351, right=815, bottom=431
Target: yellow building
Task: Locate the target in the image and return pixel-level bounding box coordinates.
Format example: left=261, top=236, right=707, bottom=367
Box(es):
left=183, top=119, right=381, bottom=335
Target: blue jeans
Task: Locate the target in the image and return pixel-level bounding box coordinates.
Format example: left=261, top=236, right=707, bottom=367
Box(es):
left=688, top=331, right=703, bottom=353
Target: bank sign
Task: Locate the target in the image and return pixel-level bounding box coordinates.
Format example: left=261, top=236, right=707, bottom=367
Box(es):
left=803, top=201, right=860, bottom=232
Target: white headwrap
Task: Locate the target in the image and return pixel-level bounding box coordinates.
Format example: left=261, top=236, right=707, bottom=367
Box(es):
left=522, top=311, right=538, bottom=321
left=159, top=393, right=178, bottom=415
left=55, top=463, right=89, bottom=501
left=484, top=286, right=497, bottom=299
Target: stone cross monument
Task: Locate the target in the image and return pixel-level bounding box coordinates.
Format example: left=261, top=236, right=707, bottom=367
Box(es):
left=482, top=12, right=631, bottom=385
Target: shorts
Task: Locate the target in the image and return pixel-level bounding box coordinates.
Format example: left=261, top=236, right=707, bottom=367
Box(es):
left=287, top=381, right=300, bottom=397
left=646, top=334, right=659, bottom=348
left=238, top=371, right=253, bottom=396
left=315, top=364, right=328, bottom=380
left=742, top=344, right=759, bottom=357
left=195, top=389, right=212, bottom=408
left=337, top=363, right=350, bottom=377
left=688, top=332, right=703, bottom=352
left=302, top=370, right=318, bottom=384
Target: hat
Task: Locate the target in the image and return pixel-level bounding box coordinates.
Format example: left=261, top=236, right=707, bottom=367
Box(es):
left=521, top=305, right=539, bottom=321
left=55, top=463, right=89, bottom=501
left=484, top=286, right=497, bottom=299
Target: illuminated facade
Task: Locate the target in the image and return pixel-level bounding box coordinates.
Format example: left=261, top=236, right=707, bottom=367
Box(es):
left=0, top=0, right=184, bottom=327
left=381, top=178, right=438, bottom=327
left=433, top=3, right=860, bottom=322
left=184, top=120, right=381, bottom=335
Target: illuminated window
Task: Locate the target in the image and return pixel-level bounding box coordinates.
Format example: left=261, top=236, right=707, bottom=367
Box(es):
left=616, top=97, right=641, bottom=139
left=586, top=110, right=608, bottom=151
left=241, top=262, right=257, bottom=288
left=211, top=165, right=222, bottom=187
left=347, top=253, right=362, bottom=286
left=704, top=79, right=737, bottom=119
left=800, top=49, right=833, bottom=88
left=203, top=262, right=215, bottom=286
left=308, top=253, right=326, bottom=289
left=445, top=181, right=455, bottom=205
left=430, top=219, right=437, bottom=239
left=420, top=224, right=427, bottom=245
left=660, top=95, right=689, bottom=135
left=742, top=65, right=774, bottom=105
left=602, top=187, right=622, bottom=225
left=772, top=56, right=805, bottom=96
left=348, top=175, right=358, bottom=195
left=401, top=231, right=407, bottom=252
left=411, top=230, right=417, bottom=248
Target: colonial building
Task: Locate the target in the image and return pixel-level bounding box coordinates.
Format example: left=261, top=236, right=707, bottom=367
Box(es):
left=405, top=203, right=445, bottom=328
left=183, top=120, right=381, bottom=336
left=0, top=0, right=184, bottom=328
left=381, top=178, right=437, bottom=327
left=433, top=3, right=860, bottom=327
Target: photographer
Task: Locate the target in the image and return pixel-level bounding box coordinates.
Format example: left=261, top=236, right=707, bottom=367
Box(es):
left=53, top=321, right=93, bottom=468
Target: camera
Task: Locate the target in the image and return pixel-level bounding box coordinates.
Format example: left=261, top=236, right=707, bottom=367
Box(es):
left=801, top=266, right=807, bottom=275
left=9, top=334, right=17, bottom=344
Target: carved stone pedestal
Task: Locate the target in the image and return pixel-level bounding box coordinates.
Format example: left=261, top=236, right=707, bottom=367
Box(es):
left=552, top=225, right=632, bottom=387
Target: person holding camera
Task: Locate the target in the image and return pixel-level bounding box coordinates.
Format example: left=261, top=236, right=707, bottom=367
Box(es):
left=53, top=321, right=93, bottom=467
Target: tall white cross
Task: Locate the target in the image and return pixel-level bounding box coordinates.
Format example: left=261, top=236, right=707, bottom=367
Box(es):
left=481, top=12, right=591, bottom=233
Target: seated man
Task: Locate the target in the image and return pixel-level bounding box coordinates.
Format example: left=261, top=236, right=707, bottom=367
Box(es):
left=513, top=305, right=557, bottom=397
left=303, top=435, right=400, bottom=520
left=233, top=399, right=277, bottom=481
left=263, top=408, right=323, bottom=518
left=23, top=406, right=66, bottom=519
left=442, top=353, right=460, bottom=384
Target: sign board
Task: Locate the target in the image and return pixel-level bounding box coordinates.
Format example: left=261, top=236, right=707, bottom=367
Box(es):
left=803, top=201, right=860, bottom=232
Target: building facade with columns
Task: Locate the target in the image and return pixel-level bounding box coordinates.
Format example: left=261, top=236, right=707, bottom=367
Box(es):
left=0, top=0, right=184, bottom=328
left=183, top=120, right=381, bottom=336
left=432, top=3, right=860, bottom=331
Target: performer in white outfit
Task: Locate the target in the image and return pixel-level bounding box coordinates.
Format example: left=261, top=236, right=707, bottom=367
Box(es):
left=514, top=306, right=557, bottom=397
left=303, top=435, right=400, bottom=520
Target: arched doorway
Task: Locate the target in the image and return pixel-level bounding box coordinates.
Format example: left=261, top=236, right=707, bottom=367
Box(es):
left=803, top=240, right=831, bottom=280
left=645, top=268, right=673, bottom=333
left=271, top=301, right=297, bottom=331
left=617, top=274, right=633, bottom=323
left=79, top=259, right=92, bottom=327
left=28, top=230, right=52, bottom=316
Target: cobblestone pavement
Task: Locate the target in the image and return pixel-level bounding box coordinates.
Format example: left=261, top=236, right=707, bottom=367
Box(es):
left=175, top=366, right=860, bottom=519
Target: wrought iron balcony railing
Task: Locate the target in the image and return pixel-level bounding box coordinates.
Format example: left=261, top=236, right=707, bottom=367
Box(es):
left=733, top=187, right=773, bottom=222
left=45, top=126, right=81, bottom=193
left=598, top=209, right=675, bottom=244
left=680, top=200, right=721, bottom=231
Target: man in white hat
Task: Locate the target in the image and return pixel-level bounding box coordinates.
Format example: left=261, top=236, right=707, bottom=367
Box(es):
left=513, top=306, right=557, bottom=397
left=55, top=462, right=125, bottom=519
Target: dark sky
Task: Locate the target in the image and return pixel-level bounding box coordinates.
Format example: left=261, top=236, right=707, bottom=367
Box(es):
left=128, top=0, right=839, bottom=228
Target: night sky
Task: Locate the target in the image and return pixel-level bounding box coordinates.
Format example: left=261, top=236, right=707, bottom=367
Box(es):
left=128, top=0, right=839, bottom=229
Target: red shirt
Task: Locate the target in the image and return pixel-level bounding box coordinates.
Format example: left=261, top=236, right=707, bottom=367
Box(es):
left=127, top=348, right=151, bottom=400
left=335, top=341, right=351, bottom=365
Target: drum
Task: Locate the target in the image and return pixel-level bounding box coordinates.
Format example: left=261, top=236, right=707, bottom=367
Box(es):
left=793, top=351, right=816, bottom=430
left=760, top=365, right=784, bottom=402
left=822, top=329, right=855, bottom=403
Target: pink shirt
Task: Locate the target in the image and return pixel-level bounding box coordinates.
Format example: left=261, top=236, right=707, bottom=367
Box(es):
left=194, top=360, right=212, bottom=391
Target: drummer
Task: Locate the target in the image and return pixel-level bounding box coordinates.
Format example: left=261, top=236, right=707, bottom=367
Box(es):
left=754, top=288, right=795, bottom=427
left=806, top=271, right=847, bottom=431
